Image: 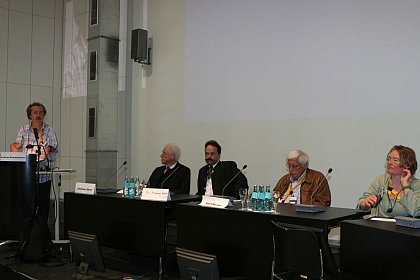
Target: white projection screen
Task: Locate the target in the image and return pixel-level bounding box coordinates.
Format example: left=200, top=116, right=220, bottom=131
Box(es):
left=185, top=0, right=420, bottom=123
left=179, top=0, right=420, bottom=208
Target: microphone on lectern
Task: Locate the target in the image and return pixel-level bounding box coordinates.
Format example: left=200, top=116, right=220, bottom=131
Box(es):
left=221, top=164, right=247, bottom=197
left=33, top=127, right=39, bottom=140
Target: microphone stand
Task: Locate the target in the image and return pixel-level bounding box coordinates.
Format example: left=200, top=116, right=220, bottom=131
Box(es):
left=33, top=128, right=41, bottom=216
left=296, top=168, right=332, bottom=213
left=221, top=165, right=247, bottom=197
left=103, top=161, right=127, bottom=188
left=160, top=166, right=180, bottom=188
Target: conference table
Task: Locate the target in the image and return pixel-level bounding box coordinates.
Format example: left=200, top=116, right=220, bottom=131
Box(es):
left=177, top=202, right=363, bottom=280
left=64, top=192, right=201, bottom=278
left=340, top=219, right=420, bottom=280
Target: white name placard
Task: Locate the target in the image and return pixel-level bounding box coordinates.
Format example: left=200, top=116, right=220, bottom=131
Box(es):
left=141, top=188, right=171, bottom=201
left=0, top=152, right=26, bottom=162
left=199, top=195, right=232, bottom=208
left=75, top=182, right=96, bottom=195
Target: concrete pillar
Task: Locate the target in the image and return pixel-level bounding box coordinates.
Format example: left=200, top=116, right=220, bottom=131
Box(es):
left=85, top=0, right=120, bottom=187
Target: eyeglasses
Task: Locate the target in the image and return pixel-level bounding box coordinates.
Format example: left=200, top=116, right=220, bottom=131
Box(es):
left=286, top=163, right=301, bottom=169
left=386, top=156, right=400, bottom=163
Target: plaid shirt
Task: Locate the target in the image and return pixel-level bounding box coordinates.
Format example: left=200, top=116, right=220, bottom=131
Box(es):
left=14, top=123, right=58, bottom=183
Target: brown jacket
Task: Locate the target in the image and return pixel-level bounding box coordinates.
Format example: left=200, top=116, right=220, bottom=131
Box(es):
left=273, top=168, right=331, bottom=206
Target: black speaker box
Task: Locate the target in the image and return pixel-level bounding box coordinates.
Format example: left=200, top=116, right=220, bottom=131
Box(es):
left=131, top=29, right=148, bottom=62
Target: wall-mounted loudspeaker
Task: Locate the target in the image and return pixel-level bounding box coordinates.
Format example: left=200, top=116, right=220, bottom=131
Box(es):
left=131, top=29, right=148, bottom=62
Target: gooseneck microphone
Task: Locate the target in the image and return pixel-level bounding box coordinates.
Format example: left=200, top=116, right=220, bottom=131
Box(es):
left=221, top=165, right=247, bottom=197
left=160, top=166, right=180, bottom=188
left=32, top=127, right=42, bottom=158
left=310, top=168, right=333, bottom=204
left=33, top=127, right=39, bottom=140
left=104, top=161, right=128, bottom=188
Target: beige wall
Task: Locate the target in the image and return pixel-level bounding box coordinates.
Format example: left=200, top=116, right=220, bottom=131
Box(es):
left=130, top=0, right=420, bottom=208
left=3, top=0, right=420, bottom=208
left=0, top=0, right=87, bottom=197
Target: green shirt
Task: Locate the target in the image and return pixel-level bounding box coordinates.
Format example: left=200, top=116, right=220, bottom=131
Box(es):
left=358, top=174, right=420, bottom=217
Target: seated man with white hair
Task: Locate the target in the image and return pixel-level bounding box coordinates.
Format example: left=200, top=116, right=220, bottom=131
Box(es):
left=273, top=150, right=331, bottom=206
left=148, top=144, right=191, bottom=194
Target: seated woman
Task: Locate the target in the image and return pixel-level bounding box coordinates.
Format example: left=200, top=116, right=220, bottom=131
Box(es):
left=358, top=145, right=420, bottom=217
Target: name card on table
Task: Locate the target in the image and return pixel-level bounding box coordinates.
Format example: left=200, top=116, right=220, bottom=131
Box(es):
left=75, top=182, right=96, bottom=195
left=141, top=188, right=171, bottom=201
left=199, top=195, right=233, bottom=208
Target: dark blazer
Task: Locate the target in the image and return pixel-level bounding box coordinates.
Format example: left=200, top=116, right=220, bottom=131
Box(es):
left=197, top=161, right=248, bottom=199
left=148, top=162, right=191, bottom=194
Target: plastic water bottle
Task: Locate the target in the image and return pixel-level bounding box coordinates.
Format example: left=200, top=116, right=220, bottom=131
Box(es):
left=123, top=176, right=129, bottom=196
left=251, top=185, right=258, bottom=211
left=258, top=185, right=266, bottom=211
left=265, top=185, right=272, bottom=211
left=128, top=176, right=135, bottom=197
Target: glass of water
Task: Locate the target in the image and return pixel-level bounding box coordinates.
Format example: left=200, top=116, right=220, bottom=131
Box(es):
left=239, top=188, right=248, bottom=210
left=272, top=191, right=281, bottom=213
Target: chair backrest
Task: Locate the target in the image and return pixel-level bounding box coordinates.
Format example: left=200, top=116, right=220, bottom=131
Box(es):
left=271, top=221, right=340, bottom=280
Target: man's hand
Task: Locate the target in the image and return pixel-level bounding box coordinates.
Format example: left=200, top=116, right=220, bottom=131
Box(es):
left=9, top=143, right=22, bottom=152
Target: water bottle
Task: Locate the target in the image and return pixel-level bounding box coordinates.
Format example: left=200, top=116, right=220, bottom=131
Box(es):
left=251, top=185, right=258, bottom=211
left=123, top=176, right=129, bottom=196
left=128, top=176, right=135, bottom=197
left=265, top=185, right=272, bottom=211
left=258, top=185, right=266, bottom=211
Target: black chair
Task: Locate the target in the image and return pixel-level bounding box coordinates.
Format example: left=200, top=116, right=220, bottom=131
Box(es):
left=271, top=221, right=340, bottom=280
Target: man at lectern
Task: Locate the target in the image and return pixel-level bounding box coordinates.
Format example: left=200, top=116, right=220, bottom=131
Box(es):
left=148, top=144, right=191, bottom=194
left=197, top=140, right=248, bottom=199
left=273, top=150, right=331, bottom=206
left=10, top=102, right=58, bottom=221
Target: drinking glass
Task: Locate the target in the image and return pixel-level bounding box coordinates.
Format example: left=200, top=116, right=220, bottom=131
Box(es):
left=272, top=191, right=281, bottom=213
left=239, top=188, right=248, bottom=210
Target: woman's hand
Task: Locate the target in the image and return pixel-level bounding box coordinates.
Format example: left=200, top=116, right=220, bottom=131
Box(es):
left=400, top=168, right=412, bottom=187
left=359, top=194, right=380, bottom=209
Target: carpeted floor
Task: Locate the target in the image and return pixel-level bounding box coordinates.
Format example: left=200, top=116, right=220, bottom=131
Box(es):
left=1, top=199, right=181, bottom=280
left=0, top=241, right=181, bottom=280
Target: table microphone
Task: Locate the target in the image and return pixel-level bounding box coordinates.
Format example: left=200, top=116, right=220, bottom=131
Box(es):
left=221, top=164, right=247, bottom=197
left=309, top=168, right=333, bottom=205
left=160, top=166, right=180, bottom=188
left=104, top=161, right=127, bottom=188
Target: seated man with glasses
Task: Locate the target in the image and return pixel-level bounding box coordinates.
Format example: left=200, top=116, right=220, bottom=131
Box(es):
left=273, top=150, right=331, bottom=206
